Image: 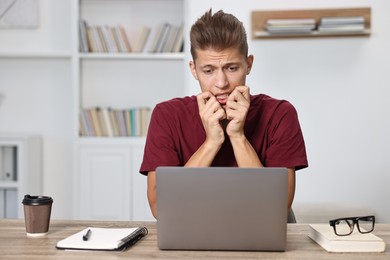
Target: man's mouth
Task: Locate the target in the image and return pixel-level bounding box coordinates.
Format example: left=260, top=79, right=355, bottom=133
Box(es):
left=216, top=94, right=229, bottom=104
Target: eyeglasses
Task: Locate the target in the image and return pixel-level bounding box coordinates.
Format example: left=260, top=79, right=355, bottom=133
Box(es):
left=329, top=215, right=375, bottom=236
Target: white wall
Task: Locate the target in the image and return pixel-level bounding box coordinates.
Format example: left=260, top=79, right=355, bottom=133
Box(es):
left=0, top=0, right=73, bottom=219
left=1, top=0, right=389, bottom=222
left=186, top=0, right=390, bottom=222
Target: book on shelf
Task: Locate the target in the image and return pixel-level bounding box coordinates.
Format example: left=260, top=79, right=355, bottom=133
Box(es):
left=156, top=23, right=172, bottom=53
left=100, top=107, right=119, bottom=136
left=317, top=24, right=366, bottom=34
left=79, top=115, right=88, bottom=137
left=320, top=16, right=365, bottom=25
left=124, top=110, right=132, bottom=136
left=96, top=26, right=107, bottom=52
left=102, top=25, right=120, bottom=53
left=146, top=22, right=184, bottom=53
left=88, top=108, right=103, bottom=136
left=266, top=18, right=316, bottom=26
left=79, top=19, right=89, bottom=53
left=132, top=26, right=151, bottom=53
left=80, top=19, right=183, bottom=54
left=108, top=107, right=120, bottom=136
left=80, top=21, right=132, bottom=53
left=140, top=107, right=151, bottom=136
left=88, top=26, right=105, bottom=52
left=308, top=224, right=386, bottom=253
left=147, top=22, right=169, bottom=53
left=80, top=107, right=151, bottom=137
left=56, top=226, right=148, bottom=251
left=80, top=109, right=95, bottom=136
left=115, top=26, right=132, bottom=52
left=172, top=23, right=184, bottom=53
left=318, top=15, right=366, bottom=34
left=163, top=25, right=179, bottom=52
left=265, top=18, right=316, bottom=35
left=86, top=26, right=98, bottom=52
left=114, top=109, right=128, bottom=136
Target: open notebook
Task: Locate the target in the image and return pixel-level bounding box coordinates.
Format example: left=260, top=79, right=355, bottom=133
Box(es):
left=56, top=227, right=148, bottom=251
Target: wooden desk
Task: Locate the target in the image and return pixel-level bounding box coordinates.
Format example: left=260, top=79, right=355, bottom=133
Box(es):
left=0, top=219, right=389, bottom=259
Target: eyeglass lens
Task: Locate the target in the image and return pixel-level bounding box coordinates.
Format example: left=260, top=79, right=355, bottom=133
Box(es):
left=357, top=216, right=375, bottom=233
left=334, top=219, right=354, bottom=235
left=334, top=216, right=374, bottom=235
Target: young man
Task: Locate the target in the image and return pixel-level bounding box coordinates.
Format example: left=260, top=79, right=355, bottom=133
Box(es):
left=140, top=10, right=308, bottom=220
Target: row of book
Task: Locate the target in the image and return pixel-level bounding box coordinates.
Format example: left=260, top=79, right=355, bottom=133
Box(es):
left=79, top=19, right=184, bottom=53
left=79, top=107, right=151, bottom=137
left=317, top=16, right=365, bottom=33
left=264, top=15, right=366, bottom=35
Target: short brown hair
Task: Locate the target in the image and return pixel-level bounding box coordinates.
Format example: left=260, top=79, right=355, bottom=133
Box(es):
left=190, top=9, right=248, bottom=60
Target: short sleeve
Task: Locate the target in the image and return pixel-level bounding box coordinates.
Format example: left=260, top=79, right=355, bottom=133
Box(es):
left=264, top=102, right=308, bottom=170
left=139, top=105, right=181, bottom=175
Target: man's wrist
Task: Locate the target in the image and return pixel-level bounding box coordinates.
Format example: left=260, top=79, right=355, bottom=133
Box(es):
left=228, top=133, right=247, bottom=145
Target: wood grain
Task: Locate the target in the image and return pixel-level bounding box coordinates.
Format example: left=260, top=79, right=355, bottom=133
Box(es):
left=0, top=219, right=388, bottom=259
left=252, top=7, right=371, bottom=39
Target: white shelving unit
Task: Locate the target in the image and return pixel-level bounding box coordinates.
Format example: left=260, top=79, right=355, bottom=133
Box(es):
left=72, top=0, right=187, bottom=220
left=0, top=135, right=41, bottom=218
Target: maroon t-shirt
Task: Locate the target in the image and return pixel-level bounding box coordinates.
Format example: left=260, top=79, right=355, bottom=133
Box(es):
left=140, top=94, right=308, bottom=175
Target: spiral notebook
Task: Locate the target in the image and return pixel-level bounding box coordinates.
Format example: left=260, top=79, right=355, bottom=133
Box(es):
left=56, top=226, right=148, bottom=251
left=156, top=167, right=288, bottom=251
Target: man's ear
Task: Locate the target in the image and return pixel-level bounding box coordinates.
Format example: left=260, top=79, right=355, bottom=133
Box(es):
left=246, top=55, right=254, bottom=75
left=189, top=61, right=198, bottom=80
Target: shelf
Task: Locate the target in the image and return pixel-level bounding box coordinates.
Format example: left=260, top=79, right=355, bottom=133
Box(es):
left=0, top=52, right=72, bottom=59
left=78, top=52, right=185, bottom=60
left=76, top=136, right=146, bottom=146
left=252, top=7, right=371, bottom=39
left=0, top=181, right=19, bottom=189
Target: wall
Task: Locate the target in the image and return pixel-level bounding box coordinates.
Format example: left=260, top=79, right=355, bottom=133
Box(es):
left=185, top=0, right=390, bottom=222
left=0, top=0, right=389, bottom=222
left=0, top=0, right=73, bottom=219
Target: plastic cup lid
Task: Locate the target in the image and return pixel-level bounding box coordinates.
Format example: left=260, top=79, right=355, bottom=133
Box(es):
left=22, top=195, right=53, bottom=205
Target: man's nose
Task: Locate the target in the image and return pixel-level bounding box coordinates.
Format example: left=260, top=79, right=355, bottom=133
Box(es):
left=214, top=70, right=228, bottom=89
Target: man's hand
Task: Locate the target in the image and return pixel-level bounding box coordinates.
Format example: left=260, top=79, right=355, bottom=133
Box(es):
left=225, top=86, right=250, bottom=138
left=197, top=91, right=227, bottom=147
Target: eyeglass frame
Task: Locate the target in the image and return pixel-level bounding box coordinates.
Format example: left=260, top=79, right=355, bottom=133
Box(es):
left=329, top=215, right=375, bottom=236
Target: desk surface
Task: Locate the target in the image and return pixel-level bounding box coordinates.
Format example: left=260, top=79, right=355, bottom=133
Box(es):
left=0, top=219, right=389, bottom=259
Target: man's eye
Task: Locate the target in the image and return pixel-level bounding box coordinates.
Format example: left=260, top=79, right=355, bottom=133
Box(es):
left=203, top=69, right=213, bottom=74
left=227, top=66, right=238, bottom=72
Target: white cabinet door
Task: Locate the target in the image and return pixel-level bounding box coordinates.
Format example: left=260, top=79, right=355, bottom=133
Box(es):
left=77, top=145, right=132, bottom=220
left=131, top=146, right=155, bottom=221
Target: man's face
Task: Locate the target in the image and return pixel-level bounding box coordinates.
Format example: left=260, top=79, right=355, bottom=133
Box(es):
left=190, top=47, right=253, bottom=106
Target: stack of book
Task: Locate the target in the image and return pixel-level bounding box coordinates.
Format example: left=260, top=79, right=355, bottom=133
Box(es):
left=79, top=107, right=151, bottom=137
left=317, top=16, right=365, bottom=34
left=145, top=22, right=184, bottom=53
left=264, top=18, right=316, bottom=35
left=79, top=20, right=132, bottom=53
left=79, top=20, right=184, bottom=53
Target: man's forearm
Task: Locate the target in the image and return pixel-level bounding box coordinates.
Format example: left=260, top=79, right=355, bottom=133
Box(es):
left=229, top=135, right=262, bottom=167
left=185, top=141, right=221, bottom=167
left=230, top=135, right=297, bottom=213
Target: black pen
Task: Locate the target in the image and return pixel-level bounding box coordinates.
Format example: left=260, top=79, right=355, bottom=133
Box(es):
left=83, top=229, right=91, bottom=241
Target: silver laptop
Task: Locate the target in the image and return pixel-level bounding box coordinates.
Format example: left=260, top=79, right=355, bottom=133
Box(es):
left=156, top=167, right=288, bottom=251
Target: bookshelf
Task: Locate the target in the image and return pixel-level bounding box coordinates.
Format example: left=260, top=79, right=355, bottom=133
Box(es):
left=252, top=7, right=371, bottom=39
left=72, top=0, right=186, bottom=220
left=73, top=0, right=185, bottom=138
left=0, top=135, right=41, bottom=218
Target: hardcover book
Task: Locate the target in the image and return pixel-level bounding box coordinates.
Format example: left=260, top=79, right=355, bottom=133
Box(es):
left=308, top=224, right=385, bottom=253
